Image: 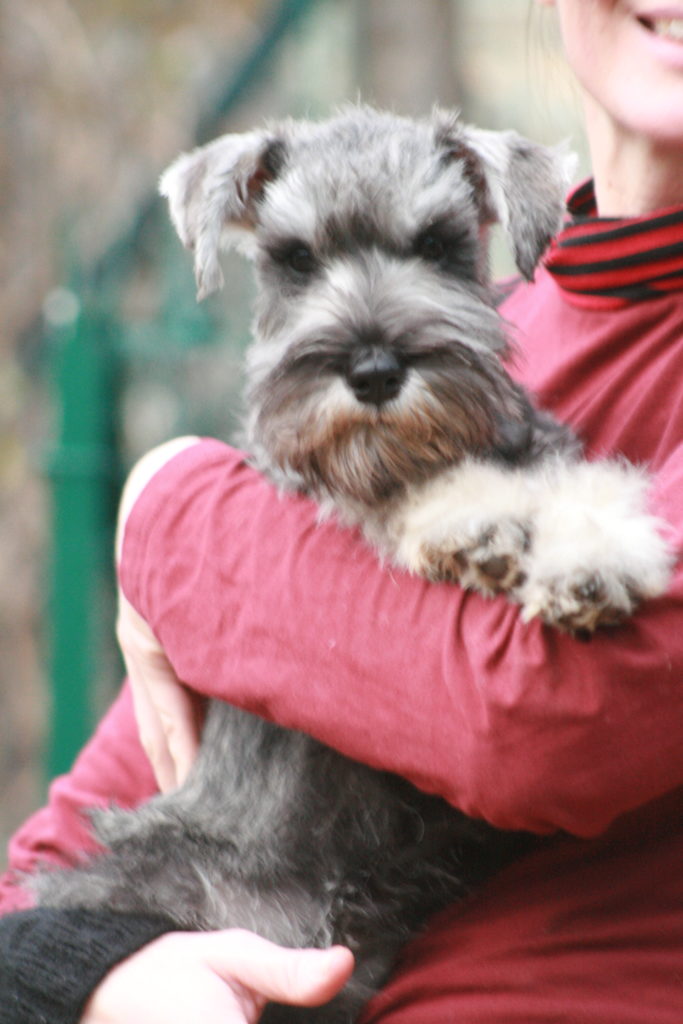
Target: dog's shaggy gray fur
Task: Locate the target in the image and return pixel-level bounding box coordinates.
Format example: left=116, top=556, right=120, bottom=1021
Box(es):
left=36, top=108, right=672, bottom=1022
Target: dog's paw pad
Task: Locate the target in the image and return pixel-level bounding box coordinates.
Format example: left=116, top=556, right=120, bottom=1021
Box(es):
left=479, top=554, right=516, bottom=583
left=418, top=519, right=531, bottom=595
left=463, top=520, right=531, bottom=594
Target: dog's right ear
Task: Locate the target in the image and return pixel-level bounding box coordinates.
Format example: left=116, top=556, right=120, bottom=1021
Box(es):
left=432, top=111, right=575, bottom=281
left=459, top=126, right=576, bottom=280
left=160, top=132, right=285, bottom=299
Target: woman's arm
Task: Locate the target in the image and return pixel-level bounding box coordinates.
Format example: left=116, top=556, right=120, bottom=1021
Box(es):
left=115, top=436, right=204, bottom=793
left=0, top=901, right=352, bottom=1024
left=117, top=438, right=683, bottom=839
left=0, top=912, right=352, bottom=1024
left=0, top=908, right=176, bottom=1024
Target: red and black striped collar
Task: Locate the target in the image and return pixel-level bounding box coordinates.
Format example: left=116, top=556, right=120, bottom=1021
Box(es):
left=543, top=179, right=683, bottom=310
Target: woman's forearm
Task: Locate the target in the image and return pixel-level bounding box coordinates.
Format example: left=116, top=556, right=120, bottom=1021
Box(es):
left=118, top=440, right=683, bottom=838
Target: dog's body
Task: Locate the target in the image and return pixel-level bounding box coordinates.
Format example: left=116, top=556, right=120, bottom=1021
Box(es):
left=40, top=704, right=532, bottom=1022
left=37, top=108, right=673, bottom=1021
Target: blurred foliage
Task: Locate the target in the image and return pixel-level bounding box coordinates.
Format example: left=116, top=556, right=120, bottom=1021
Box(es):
left=1, top=0, right=266, bottom=340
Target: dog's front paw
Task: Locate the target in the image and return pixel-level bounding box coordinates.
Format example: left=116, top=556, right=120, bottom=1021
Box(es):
left=392, top=460, right=536, bottom=595
left=518, top=460, right=673, bottom=632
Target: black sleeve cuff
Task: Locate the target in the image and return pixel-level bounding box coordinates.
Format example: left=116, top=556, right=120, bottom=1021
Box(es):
left=0, top=907, right=176, bottom=1024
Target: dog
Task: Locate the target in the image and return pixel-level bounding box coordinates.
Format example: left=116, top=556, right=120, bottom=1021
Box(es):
left=36, top=108, right=673, bottom=1022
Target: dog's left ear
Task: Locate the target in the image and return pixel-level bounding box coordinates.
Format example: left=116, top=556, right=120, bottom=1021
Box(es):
left=439, top=118, right=575, bottom=280
left=160, top=131, right=285, bottom=299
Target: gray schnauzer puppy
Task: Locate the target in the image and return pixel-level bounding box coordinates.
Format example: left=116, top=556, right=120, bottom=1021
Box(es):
left=37, top=108, right=673, bottom=1022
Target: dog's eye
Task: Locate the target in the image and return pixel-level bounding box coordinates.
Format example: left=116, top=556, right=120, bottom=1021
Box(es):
left=416, top=232, right=449, bottom=265
left=413, top=224, right=477, bottom=280
left=276, top=242, right=319, bottom=278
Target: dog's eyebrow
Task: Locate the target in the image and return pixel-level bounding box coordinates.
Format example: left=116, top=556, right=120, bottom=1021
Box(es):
left=412, top=213, right=474, bottom=240
left=264, top=206, right=478, bottom=273
left=320, top=210, right=405, bottom=260
left=266, top=235, right=316, bottom=260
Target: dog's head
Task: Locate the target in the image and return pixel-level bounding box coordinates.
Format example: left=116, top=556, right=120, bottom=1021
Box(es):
left=161, top=107, right=572, bottom=503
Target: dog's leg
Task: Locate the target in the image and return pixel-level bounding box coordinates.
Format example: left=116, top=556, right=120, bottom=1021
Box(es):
left=390, top=456, right=673, bottom=632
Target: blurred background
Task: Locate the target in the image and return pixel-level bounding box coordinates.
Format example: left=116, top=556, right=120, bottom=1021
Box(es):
left=0, top=0, right=587, bottom=859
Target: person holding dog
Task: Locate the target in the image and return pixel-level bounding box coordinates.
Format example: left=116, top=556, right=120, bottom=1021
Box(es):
left=2, top=1, right=683, bottom=1021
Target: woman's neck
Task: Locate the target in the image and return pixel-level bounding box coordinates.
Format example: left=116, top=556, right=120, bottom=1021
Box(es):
left=583, top=94, right=683, bottom=217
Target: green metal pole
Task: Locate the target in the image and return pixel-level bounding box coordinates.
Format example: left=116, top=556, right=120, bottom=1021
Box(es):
left=42, top=0, right=324, bottom=780
left=197, top=0, right=322, bottom=143
left=45, top=292, right=118, bottom=778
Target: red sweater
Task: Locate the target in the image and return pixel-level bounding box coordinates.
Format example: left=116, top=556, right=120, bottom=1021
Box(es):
left=2, top=190, right=683, bottom=1022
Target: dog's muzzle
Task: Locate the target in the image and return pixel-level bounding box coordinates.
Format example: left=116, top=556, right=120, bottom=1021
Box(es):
left=346, top=347, right=406, bottom=407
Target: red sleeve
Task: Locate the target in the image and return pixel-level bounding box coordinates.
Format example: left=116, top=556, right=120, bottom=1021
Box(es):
left=119, top=439, right=683, bottom=839
left=0, top=684, right=157, bottom=914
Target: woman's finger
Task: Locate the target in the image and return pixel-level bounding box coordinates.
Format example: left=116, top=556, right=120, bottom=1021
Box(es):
left=203, top=930, right=355, bottom=1007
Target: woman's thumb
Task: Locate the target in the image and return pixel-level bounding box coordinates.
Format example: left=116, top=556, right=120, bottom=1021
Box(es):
left=206, top=930, right=355, bottom=1007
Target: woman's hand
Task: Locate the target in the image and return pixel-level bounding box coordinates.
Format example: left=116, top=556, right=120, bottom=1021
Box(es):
left=116, top=437, right=203, bottom=791
left=82, top=929, right=355, bottom=1024
left=116, top=591, right=202, bottom=792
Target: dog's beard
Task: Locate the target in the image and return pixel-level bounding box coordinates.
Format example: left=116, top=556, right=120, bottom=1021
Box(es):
left=248, top=343, right=528, bottom=505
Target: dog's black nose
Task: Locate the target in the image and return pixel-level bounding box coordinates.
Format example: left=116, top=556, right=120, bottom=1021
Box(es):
left=347, top=348, right=405, bottom=407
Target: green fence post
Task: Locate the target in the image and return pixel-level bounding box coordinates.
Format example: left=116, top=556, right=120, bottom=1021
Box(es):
left=45, top=290, right=118, bottom=778
left=196, top=0, right=322, bottom=142
left=42, top=0, right=327, bottom=780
